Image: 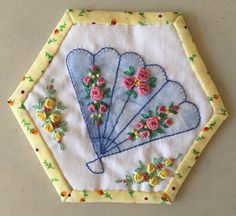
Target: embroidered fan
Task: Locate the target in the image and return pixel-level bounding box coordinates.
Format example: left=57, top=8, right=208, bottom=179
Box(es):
left=66, top=47, right=200, bottom=174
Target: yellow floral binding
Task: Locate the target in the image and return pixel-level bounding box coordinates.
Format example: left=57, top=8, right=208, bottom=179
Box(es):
left=8, top=9, right=228, bottom=204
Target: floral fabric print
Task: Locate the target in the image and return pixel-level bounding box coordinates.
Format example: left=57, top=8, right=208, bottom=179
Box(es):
left=33, top=79, right=67, bottom=150
left=115, top=156, right=177, bottom=187
left=122, top=66, right=157, bottom=98
left=127, top=103, right=179, bottom=140
left=82, top=65, right=110, bottom=126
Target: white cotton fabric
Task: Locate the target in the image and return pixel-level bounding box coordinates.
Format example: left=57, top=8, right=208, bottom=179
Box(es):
left=24, top=24, right=213, bottom=192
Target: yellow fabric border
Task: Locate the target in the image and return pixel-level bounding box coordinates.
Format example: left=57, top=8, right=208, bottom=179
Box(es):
left=8, top=9, right=227, bottom=204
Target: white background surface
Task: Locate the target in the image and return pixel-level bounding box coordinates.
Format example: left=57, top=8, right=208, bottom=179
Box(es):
left=24, top=24, right=212, bottom=191
left=1, top=0, right=236, bottom=216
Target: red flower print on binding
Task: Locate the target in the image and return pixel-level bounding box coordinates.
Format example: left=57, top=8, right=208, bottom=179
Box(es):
left=127, top=103, right=179, bottom=141
left=82, top=65, right=110, bottom=126
left=122, top=66, right=156, bottom=98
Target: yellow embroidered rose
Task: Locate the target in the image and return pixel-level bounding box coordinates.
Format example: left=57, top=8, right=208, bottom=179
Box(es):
left=54, top=132, right=62, bottom=142
left=44, top=98, right=55, bottom=109
left=44, top=123, right=54, bottom=133
left=158, top=169, right=168, bottom=180
left=50, top=113, right=61, bottom=123
left=148, top=177, right=159, bottom=187
left=164, top=159, right=174, bottom=167
left=133, top=172, right=144, bottom=183
left=36, top=111, right=46, bottom=121
left=146, top=163, right=156, bottom=174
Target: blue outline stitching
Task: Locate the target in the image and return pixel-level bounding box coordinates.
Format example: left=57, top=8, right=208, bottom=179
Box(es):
left=66, top=47, right=201, bottom=174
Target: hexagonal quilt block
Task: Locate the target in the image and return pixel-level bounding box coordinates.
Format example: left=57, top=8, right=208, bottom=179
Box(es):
left=8, top=10, right=227, bottom=204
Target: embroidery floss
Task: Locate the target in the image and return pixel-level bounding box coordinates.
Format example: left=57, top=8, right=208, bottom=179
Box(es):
left=66, top=47, right=200, bottom=174
left=82, top=65, right=110, bottom=125
left=33, top=79, right=67, bottom=150
left=115, top=156, right=179, bottom=188
left=127, top=103, right=179, bottom=141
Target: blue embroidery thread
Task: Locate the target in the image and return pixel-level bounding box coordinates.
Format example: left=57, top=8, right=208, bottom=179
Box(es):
left=66, top=47, right=201, bottom=174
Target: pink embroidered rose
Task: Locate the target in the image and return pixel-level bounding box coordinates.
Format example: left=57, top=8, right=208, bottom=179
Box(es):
left=172, top=105, right=179, bottom=112
left=137, top=82, right=150, bottom=95
left=83, top=76, right=91, bottom=85
left=122, top=76, right=135, bottom=90
left=140, top=130, right=150, bottom=138
left=92, top=65, right=97, bottom=71
left=158, top=105, right=166, bottom=114
left=127, top=135, right=133, bottom=141
left=88, top=104, right=96, bottom=112
left=135, top=121, right=144, bottom=130
left=136, top=68, right=149, bottom=82
left=96, top=77, right=105, bottom=86
left=99, top=104, right=107, bottom=112
left=165, top=118, right=173, bottom=126
left=90, top=86, right=104, bottom=101
left=146, top=116, right=159, bottom=131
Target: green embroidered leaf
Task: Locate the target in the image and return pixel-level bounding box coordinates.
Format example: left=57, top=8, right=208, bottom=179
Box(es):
left=175, top=153, right=183, bottom=160
left=56, top=101, right=66, bottom=110
left=132, top=91, right=138, bottom=98
left=84, top=89, right=90, bottom=99
left=126, top=89, right=138, bottom=98
left=155, top=105, right=159, bottom=115
left=138, top=160, right=145, bottom=169
left=115, top=179, right=122, bottom=183
left=135, top=167, right=143, bottom=172
left=151, top=130, right=158, bottom=137
left=59, top=143, right=65, bottom=150
left=141, top=113, right=149, bottom=119
left=125, top=175, right=133, bottom=183
left=153, top=157, right=159, bottom=164
left=104, top=88, right=110, bottom=98
left=124, top=70, right=131, bottom=75
left=157, top=128, right=165, bottom=133
left=147, top=77, right=157, bottom=87
left=124, top=66, right=135, bottom=76
left=148, top=110, right=152, bottom=117
left=33, top=98, right=44, bottom=110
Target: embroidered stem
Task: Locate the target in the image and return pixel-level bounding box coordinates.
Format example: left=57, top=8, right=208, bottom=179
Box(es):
left=102, top=94, right=131, bottom=151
